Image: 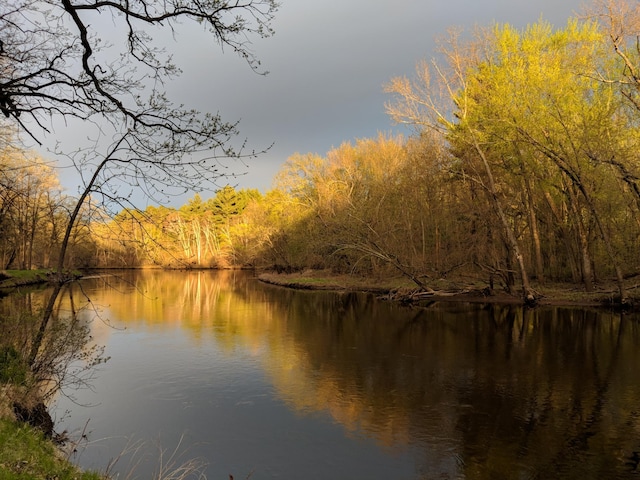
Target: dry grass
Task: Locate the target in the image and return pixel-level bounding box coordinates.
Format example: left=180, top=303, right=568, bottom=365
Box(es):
left=258, top=269, right=640, bottom=308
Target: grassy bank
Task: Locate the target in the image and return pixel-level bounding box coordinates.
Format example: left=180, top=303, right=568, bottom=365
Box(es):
left=0, top=369, right=100, bottom=479
left=258, top=270, right=414, bottom=293
left=0, top=291, right=102, bottom=480
left=0, top=384, right=101, bottom=480
left=0, top=270, right=51, bottom=289
left=0, top=416, right=101, bottom=480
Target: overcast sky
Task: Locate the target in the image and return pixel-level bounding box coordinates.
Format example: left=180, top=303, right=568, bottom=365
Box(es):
left=42, top=0, right=590, bottom=203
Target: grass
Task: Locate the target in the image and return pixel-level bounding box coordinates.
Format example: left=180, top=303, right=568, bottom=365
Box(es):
left=0, top=418, right=102, bottom=480
left=0, top=270, right=50, bottom=289
left=0, top=347, right=28, bottom=385
left=0, top=270, right=86, bottom=290
left=0, top=312, right=103, bottom=480
left=258, top=269, right=640, bottom=307
left=258, top=269, right=416, bottom=293
left=1, top=270, right=49, bottom=280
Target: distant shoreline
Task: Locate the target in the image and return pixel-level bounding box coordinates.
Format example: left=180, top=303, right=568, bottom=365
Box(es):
left=1, top=268, right=636, bottom=310
left=257, top=270, right=638, bottom=310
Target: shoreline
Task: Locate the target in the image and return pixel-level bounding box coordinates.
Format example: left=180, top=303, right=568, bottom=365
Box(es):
left=1, top=268, right=636, bottom=310
left=257, top=270, right=638, bottom=310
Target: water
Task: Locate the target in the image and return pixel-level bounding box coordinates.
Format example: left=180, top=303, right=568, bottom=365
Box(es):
left=42, top=270, right=640, bottom=479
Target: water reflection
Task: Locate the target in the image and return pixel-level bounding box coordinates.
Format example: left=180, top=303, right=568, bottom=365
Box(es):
left=0, top=283, right=106, bottom=409
left=52, top=270, right=640, bottom=479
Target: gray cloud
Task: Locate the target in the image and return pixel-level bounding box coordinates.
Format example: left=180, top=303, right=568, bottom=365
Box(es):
left=40, top=0, right=589, bottom=201
left=183, top=0, right=587, bottom=192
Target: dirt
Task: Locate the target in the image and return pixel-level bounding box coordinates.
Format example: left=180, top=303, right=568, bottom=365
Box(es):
left=257, top=270, right=639, bottom=310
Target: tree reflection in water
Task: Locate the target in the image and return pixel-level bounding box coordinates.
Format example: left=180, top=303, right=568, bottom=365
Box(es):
left=43, top=271, right=640, bottom=478
left=0, top=283, right=107, bottom=437
left=253, top=288, right=640, bottom=479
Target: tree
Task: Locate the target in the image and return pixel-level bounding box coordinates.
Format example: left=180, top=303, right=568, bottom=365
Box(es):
left=1, top=0, right=277, bottom=139
left=265, top=134, right=462, bottom=285
left=385, top=28, right=538, bottom=303
left=2, top=0, right=279, bottom=366
left=1, top=0, right=277, bottom=270
left=0, top=146, right=71, bottom=269
left=386, top=18, right=638, bottom=304
left=587, top=1, right=640, bottom=219
left=461, top=20, right=629, bottom=302
left=590, top=0, right=640, bottom=109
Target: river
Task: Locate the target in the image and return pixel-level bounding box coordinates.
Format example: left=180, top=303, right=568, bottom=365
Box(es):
left=41, top=270, right=640, bottom=479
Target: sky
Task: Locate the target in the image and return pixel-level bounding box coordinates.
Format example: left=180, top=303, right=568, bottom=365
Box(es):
left=39, top=0, right=590, bottom=204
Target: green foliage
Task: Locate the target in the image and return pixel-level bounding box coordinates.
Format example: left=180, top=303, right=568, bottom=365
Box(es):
left=382, top=10, right=640, bottom=297
left=207, top=186, right=260, bottom=221
left=0, top=346, right=28, bottom=385
left=3, top=4, right=639, bottom=298
left=94, top=186, right=265, bottom=268
left=0, top=418, right=102, bottom=479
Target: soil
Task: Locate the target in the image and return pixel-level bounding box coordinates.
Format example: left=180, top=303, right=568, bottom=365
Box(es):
left=13, top=401, right=54, bottom=438
left=257, top=270, right=640, bottom=310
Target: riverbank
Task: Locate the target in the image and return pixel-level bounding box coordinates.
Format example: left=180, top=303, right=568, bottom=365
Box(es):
left=0, top=270, right=51, bottom=289
left=0, top=419, right=101, bottom=479
left=2, top=267, right=637, bottom=308
left=257, top=270, right=640, bottom=309
left=0, top=270, right=102, bottom=479
left=0, top=270, right=86, bottom=292
left=0, top=388, right=101, bottom=479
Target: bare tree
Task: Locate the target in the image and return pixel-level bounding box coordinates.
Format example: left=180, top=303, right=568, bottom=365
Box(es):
left=589, top=0, right=640, bottom=108
left=0, top=0, right=278, bottom=365
left=1, top=0, right=277, bottom=136
left=2, top=0, right=278, bottom=266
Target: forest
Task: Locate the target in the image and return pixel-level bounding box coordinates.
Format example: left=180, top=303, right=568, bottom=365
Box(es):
left=2, top=5, right=640, bottom=303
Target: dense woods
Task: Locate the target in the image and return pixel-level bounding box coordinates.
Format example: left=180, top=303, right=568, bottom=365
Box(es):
left=0, top=143, right=96, bottom=270
left=2, top=3, right=640, bottom=301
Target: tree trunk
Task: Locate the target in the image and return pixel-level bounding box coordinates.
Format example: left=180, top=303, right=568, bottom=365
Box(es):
left=30, top=139, right=126, bottom=367
left=543, top=191, right=580, bottom=282
left=565, top=183, right=595, bottom=292
left=472, top=137, right=536, bottom=304
left=561, top=166, right=627, bottom=303
left=523, top=174, right=544, bottom=283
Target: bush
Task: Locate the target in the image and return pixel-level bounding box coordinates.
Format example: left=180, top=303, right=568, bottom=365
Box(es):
left=0, top=346, right=28, bottom=385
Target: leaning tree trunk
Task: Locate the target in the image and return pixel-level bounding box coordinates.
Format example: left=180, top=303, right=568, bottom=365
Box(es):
left=29, top=142, right=120, bottom=367
left=472, top=137, right=536, bottom=305
left=519, top=131, right=627, bottom=304
left=551, top=157, right=627, bottom=304
left=565, top=182, right=595, bottom=292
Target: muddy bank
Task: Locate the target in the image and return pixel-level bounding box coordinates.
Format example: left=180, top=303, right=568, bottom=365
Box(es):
left=257, top=270, right=638, bottom=309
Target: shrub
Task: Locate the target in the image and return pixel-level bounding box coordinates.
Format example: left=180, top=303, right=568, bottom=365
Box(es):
left=0, top=346, right=28, bottom=385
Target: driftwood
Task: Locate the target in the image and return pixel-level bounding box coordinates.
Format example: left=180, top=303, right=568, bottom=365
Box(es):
left=381, top=287, right=480, bottom=303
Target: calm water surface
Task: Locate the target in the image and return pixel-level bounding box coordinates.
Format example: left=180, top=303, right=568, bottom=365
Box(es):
left=48, top=270, right=640, bottom=479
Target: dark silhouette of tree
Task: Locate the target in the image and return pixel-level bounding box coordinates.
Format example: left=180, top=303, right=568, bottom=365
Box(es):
left=0, top=0, right=278, bottom=365
left=1, top=0, right=277, bottom=141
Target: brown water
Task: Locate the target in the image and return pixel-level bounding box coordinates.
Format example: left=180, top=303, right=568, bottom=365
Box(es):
left=45, top=270, right=640, bottom=479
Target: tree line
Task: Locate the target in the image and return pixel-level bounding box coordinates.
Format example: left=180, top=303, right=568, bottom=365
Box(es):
left=0, top=0, right=279, bottom=432
left=0, top=143, right=95, bottom=270
left=2, top=1, right=640, bottom=303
